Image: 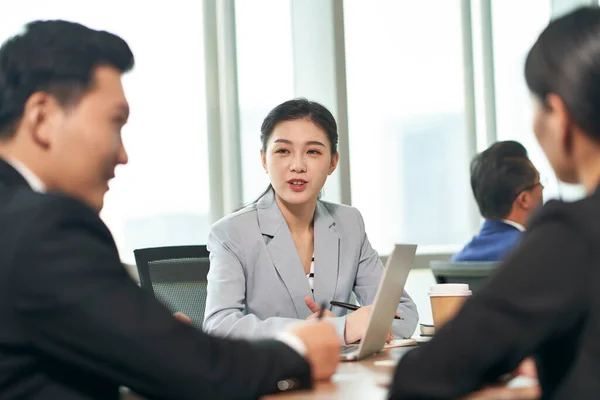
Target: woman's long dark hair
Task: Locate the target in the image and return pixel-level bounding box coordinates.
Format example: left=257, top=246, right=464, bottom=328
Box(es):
left=525, top=6, right=600, bottom=142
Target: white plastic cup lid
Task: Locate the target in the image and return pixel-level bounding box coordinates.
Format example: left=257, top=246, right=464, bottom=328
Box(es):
left=428, top=283, right=472, bottom=297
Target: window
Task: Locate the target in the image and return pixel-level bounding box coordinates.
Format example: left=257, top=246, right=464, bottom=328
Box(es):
left=235, top=0, right=295, bottom=204
left=344, top=0, right=471, bottom=253
left=493, top=0, right=589, bottom=202
left=0, top=1, right=211, bottom=263
left=492, top=0, right=556, bottom=197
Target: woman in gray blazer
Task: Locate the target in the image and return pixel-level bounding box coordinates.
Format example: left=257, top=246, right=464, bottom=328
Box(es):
left=203, top=98, right=418, bottom=343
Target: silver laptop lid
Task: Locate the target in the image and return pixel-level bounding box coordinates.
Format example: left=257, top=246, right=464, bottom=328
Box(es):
left=356, top=244, right=417, bottom=359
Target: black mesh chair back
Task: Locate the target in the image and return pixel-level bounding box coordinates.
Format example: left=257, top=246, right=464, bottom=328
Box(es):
left=430, top=260, right=499, bottom=293
left=134, top=245, right=210, bottom=329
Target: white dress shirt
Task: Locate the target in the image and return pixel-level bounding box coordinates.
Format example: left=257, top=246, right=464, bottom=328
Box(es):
left=501, top=219, right=526, bottom=232
left=5, top=157, right=45, bottom=193
left=276, top=332, right=307, bottom=356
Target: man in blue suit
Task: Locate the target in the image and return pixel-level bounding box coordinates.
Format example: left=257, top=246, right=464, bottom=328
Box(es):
left=453, top=141, right=544, bottom=262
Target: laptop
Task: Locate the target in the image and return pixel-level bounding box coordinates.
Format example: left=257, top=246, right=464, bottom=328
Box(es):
left=339, top=244, right=417, bottom=361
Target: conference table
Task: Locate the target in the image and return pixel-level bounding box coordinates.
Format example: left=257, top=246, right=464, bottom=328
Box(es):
left=261, top=346, right=541, bottom=400
left=121, top=345, right=540, bottom=399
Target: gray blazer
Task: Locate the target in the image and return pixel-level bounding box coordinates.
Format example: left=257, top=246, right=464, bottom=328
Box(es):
left=203, top=190, right=419, bottom=341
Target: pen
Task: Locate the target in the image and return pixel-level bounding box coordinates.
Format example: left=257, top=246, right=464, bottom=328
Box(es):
left=330, top=300, right=404, bottom=320
left=317, top=302, right=328, bottom=320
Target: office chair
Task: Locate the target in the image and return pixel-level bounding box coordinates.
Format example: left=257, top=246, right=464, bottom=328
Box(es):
left=134, top=245, right=210, bottom=329
left=430, top=260, right=499, bottom=293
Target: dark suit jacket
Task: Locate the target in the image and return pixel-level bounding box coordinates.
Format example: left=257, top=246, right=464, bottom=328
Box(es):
left=451, top=219, right=523, bottom=262
left=0, top=159, right=311, bottom=400
left=390, top=187, right=600, bottom=399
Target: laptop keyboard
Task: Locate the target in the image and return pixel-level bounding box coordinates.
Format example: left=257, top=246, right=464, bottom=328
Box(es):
left=340, top=344, right=359, bottom=355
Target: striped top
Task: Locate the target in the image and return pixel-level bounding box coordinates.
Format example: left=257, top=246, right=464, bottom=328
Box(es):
left=306, top=254, right=315, bottom=293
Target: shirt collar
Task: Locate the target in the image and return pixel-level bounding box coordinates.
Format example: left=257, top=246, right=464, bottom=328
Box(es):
left=4, top=157, right=46, bottom=193
left=501, top=219, right=526, bottom=232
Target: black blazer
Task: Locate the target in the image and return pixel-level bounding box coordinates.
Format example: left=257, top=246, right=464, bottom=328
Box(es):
left=0, top=159, right=311, bottom=400
left=390, top=188, right=600, bottom=399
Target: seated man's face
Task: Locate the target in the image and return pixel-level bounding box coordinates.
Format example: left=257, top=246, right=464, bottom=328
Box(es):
left=525, top=169, right=545, bottom=217
left=42, top=65, right=130, bottom=212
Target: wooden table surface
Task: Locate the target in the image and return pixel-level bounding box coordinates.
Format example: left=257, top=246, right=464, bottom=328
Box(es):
left=262, top=346, right=541, bottom=400
left=121, top=346, right=540, bottom=400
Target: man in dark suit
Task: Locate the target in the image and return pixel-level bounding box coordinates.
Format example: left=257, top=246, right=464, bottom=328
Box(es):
left=0, top=20, right=340, bottom=399
left=452, top=141, right=544, bottom=262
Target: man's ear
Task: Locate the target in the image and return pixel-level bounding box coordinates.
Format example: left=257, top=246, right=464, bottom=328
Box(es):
left=22, top=91, right=62, bottom=149
left=517, top=191, right=533, bottom=210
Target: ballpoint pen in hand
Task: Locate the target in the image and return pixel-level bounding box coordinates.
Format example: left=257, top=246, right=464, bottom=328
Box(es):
left=330, top=300, right=404, bottom=320
left=317, top=302, right=328, bottom=320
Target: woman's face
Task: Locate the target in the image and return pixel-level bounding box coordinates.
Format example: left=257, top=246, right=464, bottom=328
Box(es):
left=261, top=118, right=339, bottom=206
left=532, top=94, right=579, bottom=184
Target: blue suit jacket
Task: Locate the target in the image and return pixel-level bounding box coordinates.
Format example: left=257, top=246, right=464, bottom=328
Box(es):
left=452, top=219, right=524, bottom=262
left=203, top=190, right=419, bottom=341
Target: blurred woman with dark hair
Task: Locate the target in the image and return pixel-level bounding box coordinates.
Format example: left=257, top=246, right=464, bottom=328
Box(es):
left=390, top=7, right=600, bottom=399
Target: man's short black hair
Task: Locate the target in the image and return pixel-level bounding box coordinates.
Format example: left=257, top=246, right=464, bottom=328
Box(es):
left=470, top=141, right=538, bottom=219
left=0, top=20, right=134, bottom=137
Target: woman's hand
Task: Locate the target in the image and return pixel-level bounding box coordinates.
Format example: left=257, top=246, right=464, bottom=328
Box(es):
left=305, top=296, right=335, bottom=320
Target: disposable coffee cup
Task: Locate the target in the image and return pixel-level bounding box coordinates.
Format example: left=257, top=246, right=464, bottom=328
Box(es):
left=429, top=284, right=472, bottom=330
